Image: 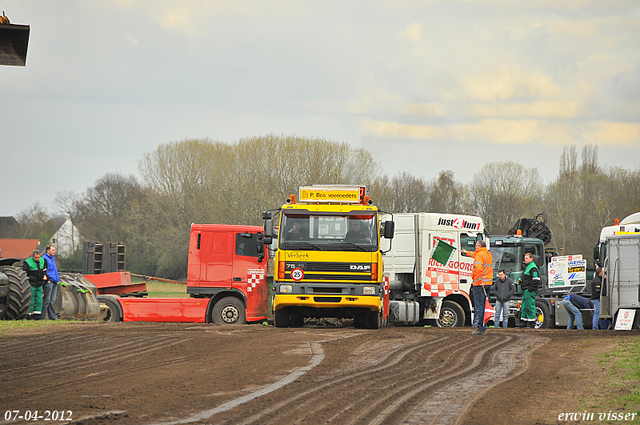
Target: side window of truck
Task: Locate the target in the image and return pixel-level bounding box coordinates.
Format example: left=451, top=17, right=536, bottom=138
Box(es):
left=524, top=244, right=545, bottom=274
left=460, top=233, right=477, bottom=250
left=236, top=233, right=258, bottom=257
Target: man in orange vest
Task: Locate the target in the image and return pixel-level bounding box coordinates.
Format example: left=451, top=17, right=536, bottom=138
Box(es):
left=462, top=240, right=493, bottom=335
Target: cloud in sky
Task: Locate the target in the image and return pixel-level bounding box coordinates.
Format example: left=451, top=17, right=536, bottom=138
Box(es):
left=1, top=0, right=639, bottom=217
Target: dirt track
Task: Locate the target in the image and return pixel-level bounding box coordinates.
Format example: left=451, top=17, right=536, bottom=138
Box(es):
left=1, top=322, right=638, bottom=425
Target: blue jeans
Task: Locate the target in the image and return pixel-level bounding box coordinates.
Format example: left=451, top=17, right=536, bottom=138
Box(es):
left=563, top=299, right=583, bottom=330
left=473, top=286, right=487, bottom=332
left=494, top=301, right=510, bottom=328
left=470, top=287, right=479, bottom=327
left=41, top=282, right=58, bottom=320
left=592, top=299, right=600, bottom=329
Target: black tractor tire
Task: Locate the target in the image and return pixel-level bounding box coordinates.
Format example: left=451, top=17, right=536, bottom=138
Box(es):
left=353, top=313, right=366, bottom=328
left=436, top=300, right=465, bottom=328
left=98, top=295, right=122, bottom=322
left=0, top=266, right=31, bottom=320
left=535, top=301, right=551, bottom=329
left=211, top=296, right=246, bottom=325
left=274, top=308, right=290, bottom=328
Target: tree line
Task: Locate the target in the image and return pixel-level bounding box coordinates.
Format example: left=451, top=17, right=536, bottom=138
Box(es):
left=7, top=136, right=640, bottom=279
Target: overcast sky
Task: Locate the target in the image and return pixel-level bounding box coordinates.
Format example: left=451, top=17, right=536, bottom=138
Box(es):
left=2, top=1, right=639, bottom=217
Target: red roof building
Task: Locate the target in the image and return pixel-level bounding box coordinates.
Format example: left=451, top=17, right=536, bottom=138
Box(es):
left=0, top=239, right=41, bottom=260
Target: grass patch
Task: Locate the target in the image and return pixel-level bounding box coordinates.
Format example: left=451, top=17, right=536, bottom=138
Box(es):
left=0, top=319, right=91, bottom=335
left=590, top=336, right=640, bottom=423
left=129, top=275, right=189, bottom=298
left=146, top=280, right=189, bottom=298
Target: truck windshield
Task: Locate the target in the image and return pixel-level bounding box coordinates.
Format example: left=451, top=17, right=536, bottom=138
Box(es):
left=279, top=212, right=378, bottom=252
left=491, top=245, right=523, bottom=274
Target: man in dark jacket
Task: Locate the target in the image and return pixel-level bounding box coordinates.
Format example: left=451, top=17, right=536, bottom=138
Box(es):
left=591, top=268, right=603, bottom=329
left=562, top=294, right=593, bottom=330
left=493, top=269, right=515, bottom=328
left=23, top=249, right=48, bottom=320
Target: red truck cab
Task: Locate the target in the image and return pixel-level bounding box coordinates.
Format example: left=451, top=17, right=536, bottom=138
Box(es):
left=100, top=224, right=269, bottom=324
left=187, top=224, right=269, bottom=323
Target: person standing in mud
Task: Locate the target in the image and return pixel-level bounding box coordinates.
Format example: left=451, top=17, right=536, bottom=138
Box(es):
left=23, top=249, right=48, bottom=320
left=493, top=270, right=515, bottom=328
left=462, top=240, right=493, bottom=335
left=41, top=245, right=60, bottom=320
left=590, top=267, right=603, bottom=329
left=519, top=253, right=540, bottom=328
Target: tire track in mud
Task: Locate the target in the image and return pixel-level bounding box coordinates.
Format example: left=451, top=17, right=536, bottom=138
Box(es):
left=153, top=331, right=363, bottom=425
left=185, top=331, right=547, bottom=425
left=226, top=333, right=498, bottom=425
left=1, top=333, right=191, bottom=404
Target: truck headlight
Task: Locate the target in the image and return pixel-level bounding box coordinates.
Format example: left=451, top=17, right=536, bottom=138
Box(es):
left=363, top=286, right=376, bottom=295
left=280, top=285, right=293, bottom=293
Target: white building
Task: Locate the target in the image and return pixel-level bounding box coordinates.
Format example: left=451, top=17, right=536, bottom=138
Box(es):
left=50, top=216, right=82, bottom=258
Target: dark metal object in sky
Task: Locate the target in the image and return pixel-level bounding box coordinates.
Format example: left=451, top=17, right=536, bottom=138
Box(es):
left=0, top=23, right=30, bottom=66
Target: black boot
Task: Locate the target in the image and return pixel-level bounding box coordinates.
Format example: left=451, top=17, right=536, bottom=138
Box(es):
left=527, top=321, right=535, bottom=329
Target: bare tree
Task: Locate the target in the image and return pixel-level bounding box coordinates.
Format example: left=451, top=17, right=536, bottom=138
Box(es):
left=75, top=173, right=144, bottom=242
left=14, top=203, right=61, bottom=246
left=468, top=161, right=542, bottom=234
left=431, top=170, right=468, bottom=214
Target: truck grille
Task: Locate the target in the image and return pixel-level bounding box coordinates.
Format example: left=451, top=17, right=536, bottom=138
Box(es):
left=289, top=262, right=370, bottom=273
left=284, top=261, right=373, bottom=282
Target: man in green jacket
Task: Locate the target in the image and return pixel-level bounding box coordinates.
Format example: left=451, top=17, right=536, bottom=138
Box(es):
left=519, top=252, right=540, bottom=328
left=22, top=249, right=48, bottom=320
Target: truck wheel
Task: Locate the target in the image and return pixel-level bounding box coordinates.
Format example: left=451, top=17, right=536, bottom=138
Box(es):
left=534, top=301, right=550, bottom=329
left=212, top=297, right=246, bottom=325
left=436, top=300, right=465, bottom=328
left=290, top=314, right=304, bottom=328
left=98, top=295, right=122, bottom=322
left=353, top=313, right=365, bottom=328
left=364, top=310, right=382, bottom=329
left=0, top=266, right=31, bottom=320
left=274, top=308, right=290, bottom=328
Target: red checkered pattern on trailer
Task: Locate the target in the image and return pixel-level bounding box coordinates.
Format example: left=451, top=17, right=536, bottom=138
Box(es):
left=423, top=270, right=460, bottom=297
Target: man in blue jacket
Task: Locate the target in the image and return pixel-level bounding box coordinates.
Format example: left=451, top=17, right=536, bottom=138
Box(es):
left=41, top=245, right=60, bottom=320
left=562, top=294, right=593, bottom=330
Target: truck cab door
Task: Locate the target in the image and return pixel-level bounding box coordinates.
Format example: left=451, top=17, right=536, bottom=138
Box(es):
left=458, top=232, right=478, bottom=287
left=233, top=233, right=269, bottom=319
left=524, top=242, right=547, bottom=286
left=201, top=231, right=233, bottom=286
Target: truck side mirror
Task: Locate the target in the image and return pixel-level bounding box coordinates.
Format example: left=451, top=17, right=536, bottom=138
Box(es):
left=383, top=221, right=395, bottom=239
left=264, top=218, right=274, bottom=243
left=256, top=233, right=265, bottom=262
left=593, top=245, right=599, bottom=262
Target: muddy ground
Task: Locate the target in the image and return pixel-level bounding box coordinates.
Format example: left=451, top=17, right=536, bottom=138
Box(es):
left=0, top=323, right=638, bottom=425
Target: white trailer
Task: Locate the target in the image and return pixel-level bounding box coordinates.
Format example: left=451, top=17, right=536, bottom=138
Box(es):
left=381, top=213, right=486, bottom=327
left=594, top=212, right=640, bottom=268
left=600, top=233, right=640, bottom=330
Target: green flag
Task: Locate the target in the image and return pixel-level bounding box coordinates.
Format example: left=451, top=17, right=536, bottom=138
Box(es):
left=432, top=239, right=455, bottom=266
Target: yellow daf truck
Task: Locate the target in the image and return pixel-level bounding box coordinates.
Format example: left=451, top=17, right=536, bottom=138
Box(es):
left=263, top=185, right=394, bottom=328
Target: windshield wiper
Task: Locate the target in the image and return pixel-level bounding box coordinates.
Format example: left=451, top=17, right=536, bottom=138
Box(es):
left=283, top=241, right=324, bottom=251
left=339, top=242, right=370, bottom=252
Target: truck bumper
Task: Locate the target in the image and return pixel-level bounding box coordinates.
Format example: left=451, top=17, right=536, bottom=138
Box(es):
left=274, top=294, right=381, bottom=312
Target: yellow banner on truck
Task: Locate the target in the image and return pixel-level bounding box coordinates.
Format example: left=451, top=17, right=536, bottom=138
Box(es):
left=298, top=186, right=365, bottom=204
